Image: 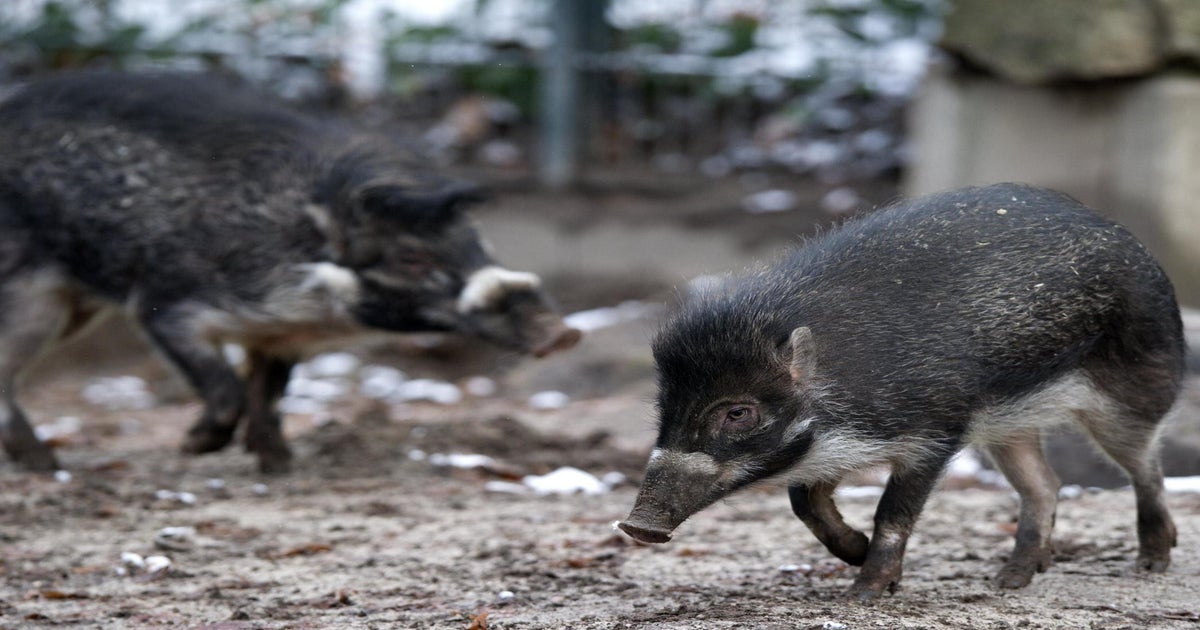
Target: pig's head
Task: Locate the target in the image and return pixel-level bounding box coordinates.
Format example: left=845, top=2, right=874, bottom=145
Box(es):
left=310, top=164, right=580, bottom=357
left=619, top=302, right=832, bottom=544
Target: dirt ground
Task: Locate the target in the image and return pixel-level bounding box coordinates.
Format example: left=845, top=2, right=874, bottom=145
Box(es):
left=4, top=177, right=1200, bottom=629
left=3, top=308, right=1200, bottom=630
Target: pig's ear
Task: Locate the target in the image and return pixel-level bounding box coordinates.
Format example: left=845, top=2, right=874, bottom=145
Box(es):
left=788, top=326, right=818, bottom=383
left=358, top=183, right=487, bottom=227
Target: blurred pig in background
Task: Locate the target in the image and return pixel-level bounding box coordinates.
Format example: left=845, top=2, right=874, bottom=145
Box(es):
left=0, top=72, right=580, bottom=473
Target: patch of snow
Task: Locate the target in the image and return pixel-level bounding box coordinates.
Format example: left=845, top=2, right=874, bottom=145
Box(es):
left=483, top=480, right=528, bottom=494
left=1165, top=476, right=1200, bottom=493
left=522, top=467, right=609, bottom=495
left=820, top=187, right=860, bottom=214
left=1058, top=484, right=1083, bottom=500
left=393, top=379, right=463, bottom=405
left=528, top=391, right=570, bottom=410
left=946, top=449, right=983, bottom=477
left=359, top=365, right=406, bottom=399
left=278, top=396, right=327, bottom=415
left=144, top=555, right=172, bottom=574
left=778, top=563, right=811, bottom=573
left=742, top=189, right=797, bottom=214
left=497, top=590, right=515, bottom=600
left=120, top=552, right=146, bottom=570
left=601, top=471, right=627, bottom=488
left=700, top=155, right=732, bottom=178
left=407, top=449, right=427, bottom=462
left=429, top=452, right=495, bottom=469
left=305, top=352, right=361, bottom=378
left=563, top=301, right=657, bottom=332
left=81, top=376, right=155, bottom=410
left=464, top=376, right=497, bottom=397
left=205, top=478, right=226, bottom=490
left=54, top=470, right=72, bottom=484
left=251, top=483, right=269, bottom=496
left=285, top=377, right=347, bottom=401
left=34, top=416, right=83, bottom=442
left=154, top=489, right=197, bottom=505
left=487, top=467, right=625, bottom=496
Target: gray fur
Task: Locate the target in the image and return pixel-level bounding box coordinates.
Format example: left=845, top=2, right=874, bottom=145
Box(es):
left=0, top=72, right=579, bottom=473
left=621, top=183, right=1183, bottom=599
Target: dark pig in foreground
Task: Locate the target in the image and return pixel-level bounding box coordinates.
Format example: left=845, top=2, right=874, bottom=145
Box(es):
left=0, top=73, right=580, bottom=473
left=619, top=183, right=1182, bottom=599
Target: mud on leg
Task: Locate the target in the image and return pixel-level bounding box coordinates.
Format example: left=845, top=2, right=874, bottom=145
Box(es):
left=138, top=305, right=246, bottom=455
left=985, top=430, right=1059, bottom=588
left=242, top=351, right=294, bottom=474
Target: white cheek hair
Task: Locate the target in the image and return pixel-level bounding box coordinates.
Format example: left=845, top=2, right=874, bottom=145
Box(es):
left=457, top=265, right=541, bottom=313
left=297, top=262, right=360, bottom=300
left=782, top=416, right=817, bottom=444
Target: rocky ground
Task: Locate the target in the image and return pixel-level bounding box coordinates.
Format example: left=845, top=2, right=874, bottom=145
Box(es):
left=2, top=308, right=1200, bottom=630
left=4, top=178, right=1200, bottom=629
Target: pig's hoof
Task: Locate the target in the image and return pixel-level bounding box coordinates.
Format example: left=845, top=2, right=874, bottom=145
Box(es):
left=1136, top=554, right=1171, bottom=573
left=994, top=565, right=1036, bottom=589
left=181, top=426, right=235, bottom=454
left=845, top=577, right=898, bottom=601
left=995, top=548, right=1051, bottom=589
left=9, top=444, right=60, bottom=472
left=256, top=449, right=293, bottom=475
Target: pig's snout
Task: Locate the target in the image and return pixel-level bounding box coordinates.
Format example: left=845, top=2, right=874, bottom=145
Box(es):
left=618, top=449, right=728, bottom=544
left=617, top=518, right=674, bottom=544
left=531, top=322, right=582, bottom=358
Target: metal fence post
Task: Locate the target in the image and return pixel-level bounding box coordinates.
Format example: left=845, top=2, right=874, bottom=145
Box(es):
left=539, top=0, right=607, bottom=189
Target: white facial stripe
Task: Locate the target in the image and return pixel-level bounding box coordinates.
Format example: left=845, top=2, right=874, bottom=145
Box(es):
left=782, top=416, right=817, bottom=444
left=649, top=449, right=720, bottom=476
left=297, top=262, right=360, bottom=300
left=456, top=265, right=541, bottom=313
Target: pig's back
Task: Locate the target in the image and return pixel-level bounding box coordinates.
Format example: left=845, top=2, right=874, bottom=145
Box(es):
left=0, top=73, right=330, bottom=299
left=764, top=183, right=1183, bottom=429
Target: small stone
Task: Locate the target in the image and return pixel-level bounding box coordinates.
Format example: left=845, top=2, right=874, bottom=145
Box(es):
left=528, top=391, right=569, bottom=410
left=144, top=555, right=172, bottom=573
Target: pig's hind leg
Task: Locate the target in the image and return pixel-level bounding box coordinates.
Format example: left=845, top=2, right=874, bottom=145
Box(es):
left=984, top=430, right=1059, bottom=589
left=242, top=351, right=294, bottom=474
left=0, top=269, right=72, bottom=471
left=788, top=480, right=869, bottom=566
left=138, top=306, right=246, bottom=455
left=1076, top=384, right=1177, bottom=572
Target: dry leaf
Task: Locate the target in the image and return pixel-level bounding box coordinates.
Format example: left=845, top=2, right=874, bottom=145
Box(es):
left=467, top=611, right=489, bottom=630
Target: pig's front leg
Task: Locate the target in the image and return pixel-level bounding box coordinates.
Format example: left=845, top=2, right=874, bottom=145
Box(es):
left=139, top=307, right=246, bottom=454
left=848, top=447, right=956, bottom=600
left=788, top=481, right=869, bottom=566
left=242, top=351, right=294, bottom=474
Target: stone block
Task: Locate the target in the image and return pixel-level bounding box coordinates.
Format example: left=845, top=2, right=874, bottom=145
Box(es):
left=906, top=69, right=1200, bottom=306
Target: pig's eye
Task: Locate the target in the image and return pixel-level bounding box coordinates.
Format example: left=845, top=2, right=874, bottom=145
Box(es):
left=722, top=405, right=759, bottom=431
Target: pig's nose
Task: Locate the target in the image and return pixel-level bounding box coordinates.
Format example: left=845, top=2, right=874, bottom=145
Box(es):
left=617, top=520, right=673, bottom=544
left=532, top=325, right=582, bottom=358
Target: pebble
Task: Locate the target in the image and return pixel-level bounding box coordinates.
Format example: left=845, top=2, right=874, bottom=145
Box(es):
left=528, top=391, right=570, bottom=410
left=144, top=555, right=172, bottom=573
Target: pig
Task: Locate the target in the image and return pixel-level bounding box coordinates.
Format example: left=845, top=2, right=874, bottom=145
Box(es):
left=0, top=72, right=580, bottom=474
left=619, top=183, right=1182, bottom=599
